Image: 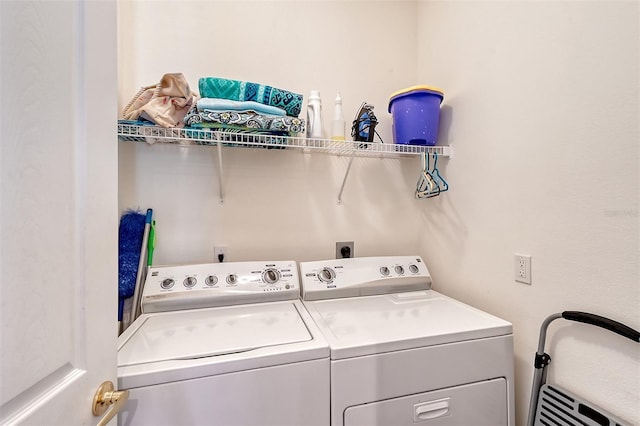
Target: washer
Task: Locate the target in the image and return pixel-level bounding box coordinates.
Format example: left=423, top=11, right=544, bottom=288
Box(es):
left=117, top=260, right=329, bottom=426
left=300, top=255, right=515, bottom=426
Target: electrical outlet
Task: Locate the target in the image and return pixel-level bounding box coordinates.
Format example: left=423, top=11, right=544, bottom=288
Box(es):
left=514, top=254, right=532, bottom=285
left=336, top=241, right=354, bottom=259
left=214, top=245, right=228, bottom=263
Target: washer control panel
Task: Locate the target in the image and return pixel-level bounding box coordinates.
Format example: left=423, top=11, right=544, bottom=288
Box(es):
left=299, top=256, right=432, bottom=301
left=141, top=260, right=298, bottom=313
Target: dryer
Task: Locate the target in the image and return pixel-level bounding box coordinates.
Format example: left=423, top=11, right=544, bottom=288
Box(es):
left=300, top=255, right=514, bottom=426
left=117, top=260, right=329, bottom=426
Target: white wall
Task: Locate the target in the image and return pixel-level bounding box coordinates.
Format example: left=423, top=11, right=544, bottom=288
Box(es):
left=118, top=1, right=639, bottom=424
left=416, top=1, right=639, bottom=424
left=118, top=0, right=425, bottom=265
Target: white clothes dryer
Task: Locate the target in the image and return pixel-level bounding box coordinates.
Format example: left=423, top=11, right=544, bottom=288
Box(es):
left=300, top=255, right=515, bottom=426
left=117, top=260, right=329, bottom=426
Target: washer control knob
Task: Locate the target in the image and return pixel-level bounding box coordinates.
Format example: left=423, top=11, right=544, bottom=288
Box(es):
left=262, top=268, right=280, bottom=284
left=160, top=278, right=175, bottom=289
left=394, top=265, right=405, bottom=275
left=409, top=264, right=419, bottom=274
left=380, top=266, right=390, bottom=276
left=318, top=267, right=336, bottom=284
left=183, top=276, right=197, bottom=288
left=226, top=274, right=238, bottom=285
left=205, top=275, right=218, bottom=286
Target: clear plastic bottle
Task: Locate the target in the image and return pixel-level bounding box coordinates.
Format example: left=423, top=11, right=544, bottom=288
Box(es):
left=306, top=90, right=324, bottom=139
left=331, top=92, right=345, bottom=141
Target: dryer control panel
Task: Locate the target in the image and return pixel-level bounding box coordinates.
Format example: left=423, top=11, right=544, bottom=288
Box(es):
left=141, top=260, right=299, bottom=313
left=299, top=256, right=432, bottom=301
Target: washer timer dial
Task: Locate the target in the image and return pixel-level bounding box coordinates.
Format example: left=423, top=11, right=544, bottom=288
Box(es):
left=262, top=268, right=280, bottom=284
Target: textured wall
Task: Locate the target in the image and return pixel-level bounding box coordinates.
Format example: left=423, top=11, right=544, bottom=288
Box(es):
left=416, top=1, right=639, bottom=424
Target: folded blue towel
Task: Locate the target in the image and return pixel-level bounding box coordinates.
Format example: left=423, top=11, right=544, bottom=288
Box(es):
left=196, top=98, right=286, bottom=116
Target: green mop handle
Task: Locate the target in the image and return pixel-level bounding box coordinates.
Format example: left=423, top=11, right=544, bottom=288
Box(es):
left=147, top=220, right=156, bottom=267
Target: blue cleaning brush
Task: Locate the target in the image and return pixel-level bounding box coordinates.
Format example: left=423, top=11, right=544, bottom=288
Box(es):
left=118, top=210, right=146, bottom=322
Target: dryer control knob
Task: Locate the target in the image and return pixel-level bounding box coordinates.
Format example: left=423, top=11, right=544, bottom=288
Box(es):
left=226, top=274, right=238, bottom=285
left=183, top=276, right=197, bottom=288
left=409, top=264, right=419, bottom=274
left=394, top=265, right=405, bottom=275
left=380, top=266, right=390, bottom=276
left=262, top=268, right=280, bottom=284
left=205, top=275, right=218, bottom=286
left=318, top=267, right=335, bottom=284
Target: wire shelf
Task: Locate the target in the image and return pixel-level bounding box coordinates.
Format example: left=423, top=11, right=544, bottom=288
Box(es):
left=117, top=123, right=452, bottom=158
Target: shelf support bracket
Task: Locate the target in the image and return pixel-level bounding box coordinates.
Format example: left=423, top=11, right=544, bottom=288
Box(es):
left=337, top=157, right=354, bottom=205
left=216, top=136, right=224, bottom=204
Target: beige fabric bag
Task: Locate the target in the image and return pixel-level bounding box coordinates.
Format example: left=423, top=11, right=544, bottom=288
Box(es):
left=122, top=73, right=196, bottom=128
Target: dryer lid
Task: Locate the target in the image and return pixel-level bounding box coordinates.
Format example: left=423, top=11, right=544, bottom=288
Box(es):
left=118, top=301, right=312, bottom=367
left=303, top=290, right=513, bottom=360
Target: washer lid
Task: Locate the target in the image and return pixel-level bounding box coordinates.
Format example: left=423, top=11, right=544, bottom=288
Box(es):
left=303, top=290, right=512, bottom=360
left=118, top=302, right=312, bottom=367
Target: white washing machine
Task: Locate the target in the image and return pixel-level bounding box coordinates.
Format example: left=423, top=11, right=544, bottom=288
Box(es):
left=299, top=255, right=515, bottom=426
left=117, top=260, right=329, bottom=426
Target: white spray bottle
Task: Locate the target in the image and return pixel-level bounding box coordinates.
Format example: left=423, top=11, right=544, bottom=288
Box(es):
left=331, top=92, right=345, bottom=141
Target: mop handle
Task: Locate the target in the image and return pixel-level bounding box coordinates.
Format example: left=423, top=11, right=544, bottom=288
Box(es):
left=129, top=209, right=153, bottom=324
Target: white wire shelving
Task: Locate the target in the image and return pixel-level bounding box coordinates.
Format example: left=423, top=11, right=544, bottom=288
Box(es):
left=117, top=123, right=452, bottom=158
left=117, top=123, right=453, bottom=203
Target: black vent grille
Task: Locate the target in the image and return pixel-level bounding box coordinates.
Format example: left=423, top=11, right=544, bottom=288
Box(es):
left=534, top=384, right=629, bottom=426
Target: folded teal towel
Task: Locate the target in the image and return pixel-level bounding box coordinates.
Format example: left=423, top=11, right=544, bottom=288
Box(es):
left=184, top=107, right=305, bottom=135
left=198, top=77, right=303, bottom=117
left=196, top=98, right=286, bottom=116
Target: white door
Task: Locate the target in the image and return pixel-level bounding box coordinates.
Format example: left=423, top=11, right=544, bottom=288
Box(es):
left=0, top=0, right=118, bottom=424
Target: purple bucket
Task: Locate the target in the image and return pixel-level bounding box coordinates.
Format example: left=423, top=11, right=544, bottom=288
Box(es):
left=388, top=86, right=444, bottom=146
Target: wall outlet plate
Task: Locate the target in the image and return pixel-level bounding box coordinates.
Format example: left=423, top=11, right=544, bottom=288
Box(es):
left=515, top=254, right=532, bottom=285
left=214, top=245, right=228, bottom=263
left=336, top=241, right=354, bottom=259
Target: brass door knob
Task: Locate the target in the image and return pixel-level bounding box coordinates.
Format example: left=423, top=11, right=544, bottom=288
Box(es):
left=92, top=381, right=129, bottom=426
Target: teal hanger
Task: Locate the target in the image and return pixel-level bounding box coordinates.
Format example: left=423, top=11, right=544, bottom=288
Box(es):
left=430, top=152, right=448, bottom=192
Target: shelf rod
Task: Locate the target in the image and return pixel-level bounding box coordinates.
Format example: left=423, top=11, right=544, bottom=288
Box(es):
left=337, top=157, right=354, bottom=205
